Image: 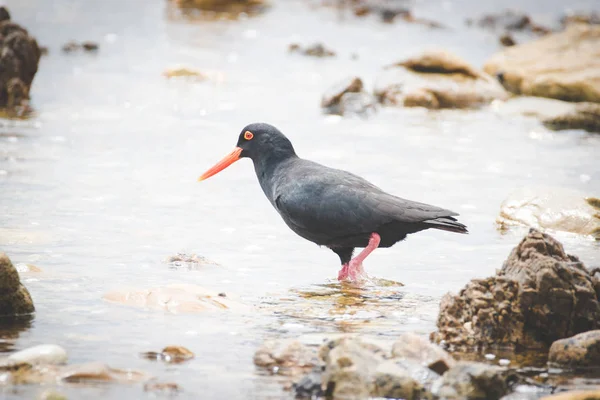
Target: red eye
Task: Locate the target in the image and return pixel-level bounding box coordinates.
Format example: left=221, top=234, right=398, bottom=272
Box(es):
left=244, top=131, right=254, bottom=140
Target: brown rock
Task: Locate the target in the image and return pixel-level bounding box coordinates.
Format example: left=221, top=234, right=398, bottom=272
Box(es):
left=376, top=51, right=507, bottom=109
left=432, top=229, right=600, bottom=349
left=144, top=381, right=181, bottom=393
left=289, top=42, right=336, bottom=57
left=10, top=362, right=149, bottom=384
left=431, top=362, right=515, bottom=400
left=141, top=345, right=195, bottom=364
left=484, top=25, right=600, bottom=103
left=372, top=360, right=428, bottom=399
left=171, top=0, right=266, bottom=14
left=321, top=77, right=377, bottom=116
left=0, top=253, right=35, bottom=317
left=0, top=11, right=41, bottom=110
left=499, top=33, right=516, bottom=47
left=103, top=284, right=246, bottom=314
left=392, top=332, right=456, bottom=374
left=542, top=102, right=600, bottom=133
left=253, top=340, right=319, bottom=376
left=548, top=330, right=600, bottom=367
left=541, top=390, right=600, bottom=400
left=321, top=77, right=364, bottom=108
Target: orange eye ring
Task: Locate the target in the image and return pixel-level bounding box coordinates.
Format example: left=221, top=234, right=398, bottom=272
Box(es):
left=244, top=131, right=254, bottom=140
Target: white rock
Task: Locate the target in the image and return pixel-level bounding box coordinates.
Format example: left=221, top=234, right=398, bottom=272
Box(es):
left=8, top=344, right=68, bottom=365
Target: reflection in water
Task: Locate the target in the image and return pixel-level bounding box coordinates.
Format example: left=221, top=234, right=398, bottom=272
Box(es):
left=0, top=315, right=33, bottom=353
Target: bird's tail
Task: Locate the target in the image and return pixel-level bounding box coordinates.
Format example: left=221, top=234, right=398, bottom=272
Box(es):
left=424, top=216, right=468, bottom=234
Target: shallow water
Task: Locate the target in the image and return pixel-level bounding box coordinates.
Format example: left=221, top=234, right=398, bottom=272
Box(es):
left=1, top=0, right=599, bottom=398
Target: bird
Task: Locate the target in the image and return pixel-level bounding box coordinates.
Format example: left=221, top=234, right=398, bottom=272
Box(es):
left=199, top=123, right=468, bottom=281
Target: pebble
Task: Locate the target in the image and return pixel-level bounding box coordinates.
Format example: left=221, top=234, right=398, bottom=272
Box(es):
left=8, top=344, right=68, bottom=365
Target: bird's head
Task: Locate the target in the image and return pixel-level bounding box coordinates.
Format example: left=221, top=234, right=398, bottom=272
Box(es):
left=198, top=122, right=296, bottom=181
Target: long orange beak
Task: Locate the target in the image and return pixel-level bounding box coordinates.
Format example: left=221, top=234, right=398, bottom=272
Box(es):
left=198, top=147, right=243, bottom=181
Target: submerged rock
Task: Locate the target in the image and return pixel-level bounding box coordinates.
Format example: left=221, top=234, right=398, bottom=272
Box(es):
left=392, top=332, right=456, bottom=374
left=144, top=381, right=181, bottom=393
left=431, top=362, right=516, bottom=400
left=141, top=345, right=195, bottom=364
left=484, top=25, right=600, bottom=103
left=560, top=12, right=600, bottom=28
left=7, top=344, right=67, bottom=365
left=321, top=77, right=377, bottom=116
left=162, top=67, right=207, bottom=81
left=375, top=51, right=507, bottom=109
left=548, top=330, right=600, bottom=368
left=103, top=284, right=246, bottom=314
left=254, top=340, right=319, bottom=376
left=170, top=0, right=266, bottom=14
left=288, top=42, right=336, bottom=57
left=467, top=10, right=551, bottom=34
left=497, top=187, right=600, bottom=238
left=0, top=253, right=35, bottom=317
left=165, top=252, right=218, bottom=269
left=9, top=362, right=149, bottom=384
left=372, top=360, right=428, bottom=399
left=0, top=7, right=41, bottom=110
left=432, top=229, right=600, bottom=349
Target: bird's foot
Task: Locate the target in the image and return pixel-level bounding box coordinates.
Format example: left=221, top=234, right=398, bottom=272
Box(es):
left=337, top=260, right=366, bottom=282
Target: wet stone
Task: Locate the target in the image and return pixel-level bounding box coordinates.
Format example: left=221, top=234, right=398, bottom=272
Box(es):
left=391, top=332, right=456, bottom=374
left=144, top=381, right=181, bottom=393
left=293, top=370, right=324, bottom=399
left=548, top=330, right=600, bottom=368
left=141, top=345, right=195, bottom=364
left=541, top=390, right=600, bottom=400
left=0, top=253, right=35, bottom=317
left=321, top=77, right=376, bottom=116
left=500, top=33, right=516, bottom=47
left=7, top=344, right=68, bottom=365
left=254, top=340, right=319, bottom=376
left=162, top=68, right=207, bottom=81
left=542, top=102, right=600, bottom=134
left=165, top=252, right=218, bottom=269
left=81, top=41, right=99, bottom=52
left=288, top=42, right=336, bottom=57
left=431, top=362, right=516, bottom=400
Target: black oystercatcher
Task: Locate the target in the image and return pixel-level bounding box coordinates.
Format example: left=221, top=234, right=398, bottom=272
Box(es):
left=199, top=123, right=468, bottom=281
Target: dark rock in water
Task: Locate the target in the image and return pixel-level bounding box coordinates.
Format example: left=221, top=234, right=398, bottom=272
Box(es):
left=372, top=360, right=429, bottom=399
left=144, top=381, right=181, bottom=394
left=321, top=77, right=377, bottom=116
left=560, top=12, right=600, bottom=28
left=499, top=33, right=516, bottom=47
left=392, top=332, right=456, bottom=374
left=469, top=9, right=551, bottom=34
left=432, top=229, right=600, bottom=350
left=61, top=41, right=80, bottom=52
left=548, top=330, right=600, bottom=368
left=288, top=42, right=335, bottom=57
left=542, top=102, right=600, bottom=134
left=375, top=51, right=507, bottom=109
left=170, top=0, right=266, bottom=14
left=0, top=253, right=35, bottom=317
left=81, top=41, right=99, bottom=52
left=431, top=362, right=518, bottom=400
left=293, top=370, right=324, bottom=399
left=0, top=10, right=41, bottom=110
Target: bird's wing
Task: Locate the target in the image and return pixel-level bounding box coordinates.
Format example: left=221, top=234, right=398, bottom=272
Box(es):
left=273, top=161, right=457, bottom=241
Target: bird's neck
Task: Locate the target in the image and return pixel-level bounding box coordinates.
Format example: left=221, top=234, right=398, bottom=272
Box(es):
left=252, top=149, right=298, bottom=200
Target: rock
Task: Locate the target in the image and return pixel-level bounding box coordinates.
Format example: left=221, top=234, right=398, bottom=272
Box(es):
left=15, top=263, right=42, bottom=273
left=392, top=332, right=456, bottom=374
left=81, top=41, right=98, bottom=52
left=162, top=67, right=206, bottom=81
left=293, top=370, right=324, bottom=399
left=468, top=10, right=551, bottom=34
left=541, top=391, right=600, bottom=400
left=560, top=12, right=600, bottom=28
left=321, top=77, right=377, bottom=116
left=9, top=362, right=149, bottom=384
left=288, top=42, right=335, bottom=57
left=0, top=9, right=41, bottom=110
left=372, top=360, right=428, bottom=399
left=322, top=337, right=385, bottom=399
left=542, top=102, right=600, bottom=133
left=484, top=25, right=600, bottom=103
left=7, top=344, right=67, bottom=365
left=392, top=358, right=441, bottom=389
left=499, top=33, right=516, bottom=47
left=165, top=253, right=218, bottom=269
left=497, top=187, right=600, bottom=238
left=431, top=362, right=516, bottom=400
left=102, top=284, right=246, bottom=314
left=170, top=0, right=266, bottom=14
left=548, top=330, right=600, bottom=367
left=375, top=51, right=508, bottom=109
left=38, top=390, right=68, bottom=400
left=144, top=381, right=181, bottom=393
left=61, top=41, right=79, bottom=52
left=432, top=229, right=600, bottom=349
left=253, top=340, right=319, bottom=376
left=141, top=345, right=195, bottom=364
left=0, top=253, right=35, bottom=317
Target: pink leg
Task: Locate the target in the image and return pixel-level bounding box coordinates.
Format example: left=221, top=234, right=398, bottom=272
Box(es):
left=339, top=233, right=381, bottom=281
